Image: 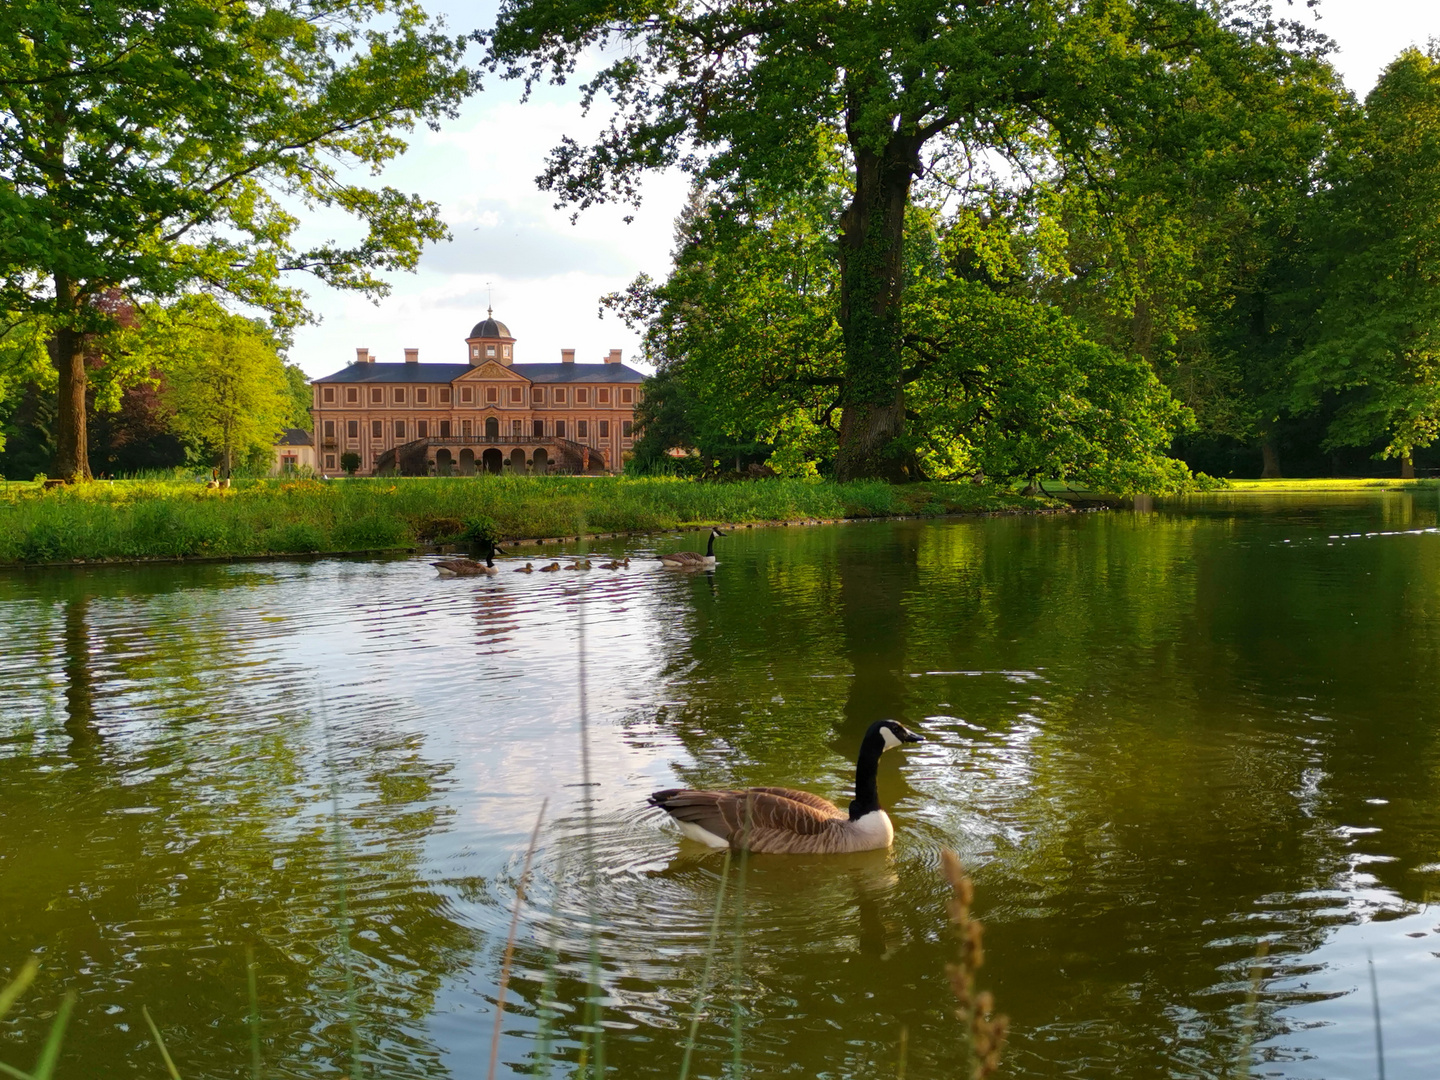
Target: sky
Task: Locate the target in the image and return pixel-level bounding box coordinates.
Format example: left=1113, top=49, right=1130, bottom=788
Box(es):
left=287, top=0, right=1440, bottom=380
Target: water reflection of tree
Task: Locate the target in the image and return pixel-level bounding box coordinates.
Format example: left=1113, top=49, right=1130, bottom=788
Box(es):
left=0, top=566, right=478, bottom=1078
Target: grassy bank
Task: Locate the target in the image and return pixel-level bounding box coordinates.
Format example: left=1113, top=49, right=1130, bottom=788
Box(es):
left=0, top=476, right=1052, bottom=566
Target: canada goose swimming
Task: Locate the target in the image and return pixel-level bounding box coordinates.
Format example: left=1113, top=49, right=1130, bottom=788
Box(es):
left=660, top=528, right=725, bottom=568
left=435, top=544, right=504, bottom=577
left=648, top=719, right=923, bottom=854
left=514, top=562, right=535, bottom=573
left=538, top=561, right=562, bottom=572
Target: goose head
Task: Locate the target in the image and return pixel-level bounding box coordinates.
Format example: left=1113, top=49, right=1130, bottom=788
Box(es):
left=868, top=719, right=923, bottom=753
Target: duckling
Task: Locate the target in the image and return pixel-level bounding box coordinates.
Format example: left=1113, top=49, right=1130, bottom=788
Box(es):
left=538, top=561, right=562, bottom=572
left=601, top=560, right=622, bottom=570
left=514, top=562, right=535, bottom=573
left=564, top=559, right=592, bottom=571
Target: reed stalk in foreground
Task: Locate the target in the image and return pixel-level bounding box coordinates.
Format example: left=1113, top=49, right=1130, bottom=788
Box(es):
left=488, top=800, right=548, bottom=1080
left=0, top=958, right=75, bottom=1080
left=939, top=850, right=1008, bottom=1080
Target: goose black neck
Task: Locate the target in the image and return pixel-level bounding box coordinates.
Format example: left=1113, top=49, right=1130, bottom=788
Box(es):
left=848, top=738, right=884, bottom=820
left=705, top=531, right=716, bottom=557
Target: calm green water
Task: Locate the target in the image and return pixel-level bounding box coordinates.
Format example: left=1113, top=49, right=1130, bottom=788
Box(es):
left=2, top=494, right=1439, bottom=1079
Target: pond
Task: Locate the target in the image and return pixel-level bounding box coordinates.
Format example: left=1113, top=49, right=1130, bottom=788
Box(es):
left=2, top=492, right=1438, bottom=1079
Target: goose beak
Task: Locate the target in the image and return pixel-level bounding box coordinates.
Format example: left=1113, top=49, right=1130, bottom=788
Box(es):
left=901, top=729, right=924, bottom=744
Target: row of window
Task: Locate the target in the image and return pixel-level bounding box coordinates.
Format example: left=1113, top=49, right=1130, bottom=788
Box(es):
left=470, top=344, right=512, bottom=360
left=320, top=384, right=635, bottom=406
left=322, top=418, right=633, bottom=441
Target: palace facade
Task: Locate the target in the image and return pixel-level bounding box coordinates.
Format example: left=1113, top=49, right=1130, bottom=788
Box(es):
left=310, top=312, right=644, bottom=475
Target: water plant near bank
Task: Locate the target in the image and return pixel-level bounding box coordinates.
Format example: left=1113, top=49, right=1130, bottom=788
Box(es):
left=0, top=475, right=1051, bottom=565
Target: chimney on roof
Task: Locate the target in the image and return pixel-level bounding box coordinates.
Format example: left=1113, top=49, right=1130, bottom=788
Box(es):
left=561, top=348, right=575, bottom=364
left=606, top=348, right=622, bottom=365
left=355, top=347, right=372, bottom=364
left=404, top=347, right=419, bottom=364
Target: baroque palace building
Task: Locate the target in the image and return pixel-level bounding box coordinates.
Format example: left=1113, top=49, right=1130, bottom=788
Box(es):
left=310, top=311, right=644, bottom=475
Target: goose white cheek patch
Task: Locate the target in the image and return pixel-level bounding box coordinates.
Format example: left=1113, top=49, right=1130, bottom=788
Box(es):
left=879, top=726, right=903, bottom=751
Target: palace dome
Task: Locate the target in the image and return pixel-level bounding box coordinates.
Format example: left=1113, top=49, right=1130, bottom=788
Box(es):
left=468, top=310, right=511, bottom=339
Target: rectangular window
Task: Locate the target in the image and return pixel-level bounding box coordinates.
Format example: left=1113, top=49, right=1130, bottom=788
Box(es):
left=462, top=419, right=472, bottom=436
left=554, top=388, right=566, bottom=404
left=371, top=387, right=383, bottom=404
left=621, top=388, right=634, bottom=404
left=371, top=420, right=383, bottom=438
left=417, top=420, right=429, bottom=438
left=394, top=420, right=405, bottom=438
left=417, top=388, right=429, bottom=404
left=322, top=387, right=335, bottom=403
left=346, top=387, right=358, bottom=403
left=577, top=388, right=588, bottom=403
left=532, top=420, right=544, bottom=437
left=598, top=388, right=610, bottom=404
left=599, top=420, right=609, bottom=438
left=439, top=388, right=451, bottom=404
left=502, top=345, right=511, bottom=358
left=486, top=345, right=496, bottom=357
left=555, top=420, right=566, bottom=438
left=531, top=388, right=544, bottom=403
left=622, top=421, right=633, bottom=438
left=486, top=386, right=498, bottom=403
left=577, top=420, right=588, bottom=438
left=510, top=386, right=522, bottom=403
left=461, top=386, right=474, bottom=403
left=511, top=419, right=522, bottom=435
left=439, top=420, right=451, bottom=438
left=323, top=420, right=335, bottom=437
left=325, top=454, right=336, bottom=469
left=471, top=345, right=480, bottom=359
left=347, top=420, right=358, bottom=438
left=394, top=387, right=406, bottom=404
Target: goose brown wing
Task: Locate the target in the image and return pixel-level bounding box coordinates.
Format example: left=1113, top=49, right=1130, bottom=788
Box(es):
left=746, top=787, right=844, bottom=817
left=649, top=787, right=843, bottom=846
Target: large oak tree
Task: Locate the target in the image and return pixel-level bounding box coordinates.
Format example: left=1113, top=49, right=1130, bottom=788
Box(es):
left=489, top=0, right=1327, bottom=479
left=0, top=0, right=478, bottom=480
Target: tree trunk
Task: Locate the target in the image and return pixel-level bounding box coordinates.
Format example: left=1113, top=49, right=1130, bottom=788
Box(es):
left=1260, top=438, right=1281, bottom=479
left=835, top=136, right=919, bottom=481
left=52, top=296, right=92, bottom=482
left=1401, top=453, right=1415, bottom=479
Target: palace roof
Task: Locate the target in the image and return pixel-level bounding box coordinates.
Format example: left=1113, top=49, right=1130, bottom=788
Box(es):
left=277, top=427, right=313, bottom=446
left=313, top=362, right=645, bottom=384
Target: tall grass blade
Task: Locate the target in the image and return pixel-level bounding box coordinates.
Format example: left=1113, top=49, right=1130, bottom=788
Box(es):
left=1232, top=939, right=1270, bottom=1079
left=1368, top=950, right=1385, bottom=1080
left=729, top=801, right=752, bottom=1080
left=896, top=1023, right=908, bottom=1080
left=678, top=850, right=733, bottom=1080
left=246, top=944, right=263, bottom=1080
left=576, top=582, right=605, bottom=1078
left=142, top=1005, right=183, bottom=1080
left=322, top=698, right=364, bottom=1079
left=29, top=991, right=76, bottom=1080
left=489, top=800, right=548, bottom=1080
left=0, top=959, right=39, bottom=1021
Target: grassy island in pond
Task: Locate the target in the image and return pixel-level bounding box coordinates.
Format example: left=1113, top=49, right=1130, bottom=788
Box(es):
left=0, top=476, right=1053, bottom=566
